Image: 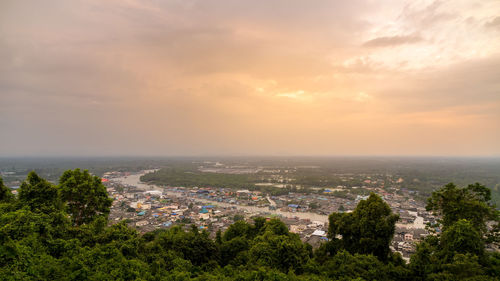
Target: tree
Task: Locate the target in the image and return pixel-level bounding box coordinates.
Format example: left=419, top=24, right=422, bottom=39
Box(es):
left=145, top=226, right=220, bottom=267
left=328, top=193, right=399, bottom=261
left=440, top=219, right=484, bottom=260
left=18, top=171, right=60, bottom=212
left=309, top=202, right=319, bottom=210
left=220, top=236, right=250, bottom=266
left=223, top=220, right=253, bottom=241
left=233, top=214, right=245, bottom=222
left=409, top=220, right=488, bottom=279
left=428, top=254, right=491, bottom=280
left=58, top=169, right=113, bottom=226
left=409, top=236, right=439, bottom=280
left=252, top=217, right=267, bottom=235
left=215, top=229, right=222, bottom=245
left=249, top=219, right=311, bottom=273
left=427, top=182, right=499, bottom=241
left=409, top=182, right=500, bottom=280
left=0, top=177, right=14, bottom=202
left=321, top=250, right=388, bottom=280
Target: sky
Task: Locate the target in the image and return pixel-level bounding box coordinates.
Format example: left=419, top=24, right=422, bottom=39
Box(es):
left=1, top=0, right=499, bottom=157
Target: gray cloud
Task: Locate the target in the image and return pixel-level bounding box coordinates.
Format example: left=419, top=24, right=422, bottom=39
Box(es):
left=485, top=16, right=500, bottom=29
left=0, top=0, right=499, bottom=156
left=377, top=55, right=500, bottom=115
left=363, top=34, right=423, bottom=48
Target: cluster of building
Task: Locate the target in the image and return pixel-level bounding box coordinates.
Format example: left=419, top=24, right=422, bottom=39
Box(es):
left=103, top=170, right=437, bottom=260
left=103, top=176, right=331, bottom=243
left=106, top=184, right=244, bottom=234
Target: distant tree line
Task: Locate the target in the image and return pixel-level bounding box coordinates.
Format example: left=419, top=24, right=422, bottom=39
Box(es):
left=1, top=171, right=499, bottom=280
left=140, top=167, right=259, bottom=189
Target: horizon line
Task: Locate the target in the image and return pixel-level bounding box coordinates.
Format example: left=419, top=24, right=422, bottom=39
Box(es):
left=1, top=154, right=500, bottom=159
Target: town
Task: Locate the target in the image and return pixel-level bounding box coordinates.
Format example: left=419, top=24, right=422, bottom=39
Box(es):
left=103, top=164, right=439, bottom=261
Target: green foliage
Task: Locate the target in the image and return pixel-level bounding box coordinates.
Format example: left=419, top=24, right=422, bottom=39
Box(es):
left=219, top=218, right=311, bottom=274
left=440, top=219, right=484, bottom=259
left=409, top=236, right=440, bottom=279
left=142, top=226, right=220, bottom=267
left=223, top=220, right=253, bottom=241
left=59, top=169, right=113, bottom=226
left=249, top=219, right=311, bottom=273
left=1, top=172, right=500, bottom=280
left=0, top=176, right=14, bottom=202
left=18, top=171, right=60, bottom=212
left=220, top=236, right=249, bottom=266
left=427, top=183, right=499, bottom=235
left=327, top=193, right=399, bottom=261
left=309, top=202, right=319, bottom=209
left=233, top=214, right=245, bottom=222
left=140, top=167, right=258, bottom=189
left=427, top=254, right=494, bottom=281
left=408, top=183, right=500, bottom=280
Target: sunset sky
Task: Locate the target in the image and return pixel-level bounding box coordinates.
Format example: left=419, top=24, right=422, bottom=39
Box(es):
left=1, top=0, right=499, bottom=157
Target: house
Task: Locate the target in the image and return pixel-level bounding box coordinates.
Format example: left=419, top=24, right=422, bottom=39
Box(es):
left=290, top=224, right=306, bottom=233
left=141, top=203, right=151, bottom=210
left=145, top=190, right=162, bottom=197
left=311, top=230, right=327, bottom=237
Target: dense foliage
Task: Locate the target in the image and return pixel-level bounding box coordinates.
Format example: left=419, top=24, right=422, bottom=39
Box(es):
left=1, top=171, right=499, bottom=280
left=59, top=169, right=113, bottom=226
left=326, top=194, right=399, bottom=261
left=426, top=183, right=499, bottom=240
left=140, top=167, right=258, bottom=190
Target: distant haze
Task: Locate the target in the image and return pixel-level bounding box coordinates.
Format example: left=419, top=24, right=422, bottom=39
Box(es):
left=1, top=0, right=499, bottom=157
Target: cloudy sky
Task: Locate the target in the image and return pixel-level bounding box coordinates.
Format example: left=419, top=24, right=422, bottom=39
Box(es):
left=1, top=0, right=499, bottom=156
